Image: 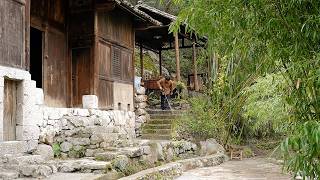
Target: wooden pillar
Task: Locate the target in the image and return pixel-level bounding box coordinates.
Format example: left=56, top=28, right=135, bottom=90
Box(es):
left=174, top=32, right=181, bottom=81
left=140, top=43, right=144, bottom=79
left=159, top=50, right=162, bottom=76
left=192, top=41, right=199, bottom=91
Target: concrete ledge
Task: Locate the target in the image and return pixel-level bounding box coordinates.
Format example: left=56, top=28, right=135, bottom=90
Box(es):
left=119, top=153, right=228, bottom=180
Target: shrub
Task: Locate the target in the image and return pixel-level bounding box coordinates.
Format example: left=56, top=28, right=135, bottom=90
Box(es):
left=242, top=73, right=291, bottom=137
left=52, top=143, right=61, bottom=158
left=174, top=97, right=227, bottom=142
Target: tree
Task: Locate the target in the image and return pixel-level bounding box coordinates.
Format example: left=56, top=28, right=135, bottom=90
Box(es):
left=171, top=0, right=320, bottom=178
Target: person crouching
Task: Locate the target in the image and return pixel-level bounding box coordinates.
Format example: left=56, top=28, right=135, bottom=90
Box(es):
left=157, top=75, right=174, bottom=110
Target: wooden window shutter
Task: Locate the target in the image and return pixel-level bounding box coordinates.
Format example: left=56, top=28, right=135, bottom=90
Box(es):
left=111, top=46, right=121, bottom=78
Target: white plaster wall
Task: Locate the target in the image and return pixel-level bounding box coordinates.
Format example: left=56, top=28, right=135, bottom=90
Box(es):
left=0, top=65, right=43, bottom=149
left=113, top=82, right=134, bottom=111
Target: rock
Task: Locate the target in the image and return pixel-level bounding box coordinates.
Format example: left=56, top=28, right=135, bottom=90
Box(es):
left=142, top=146, right=151, bottom=155
left=34, top=144, right=54, bottom=160
left=200, top=138, right=225, bottom=156
left=135, top=108, right=147, bottom=116
left=60, top=142, right=73, bottom=152
left=166, top=147, right=174, bottom=161
left=69, top=138, right=90, bottom=146
left=136, top=87, right=146, bottom=95
left=135, top=102, right=147, bottom=109
left=122, top=147, right=143, bottom=158
left=135, top=95, right=148, bottom=103
left=0, top=170, right=19, bottom=179
left=112, top=155, right=129, bottom=172
left=95, top=151, right=122, bottom=161
left=8, top=155, right=44, bottom=165
left=19, top=165, right=38, bottom=177
left=36, top=165, right=53, bottom=177
left=151, top=142, right=164, bottom=161
left=59, top=162, right=76, bottom=172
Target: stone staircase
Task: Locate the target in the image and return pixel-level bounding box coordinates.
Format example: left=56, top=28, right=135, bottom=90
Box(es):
left=141, top=110, right=184, bottom=140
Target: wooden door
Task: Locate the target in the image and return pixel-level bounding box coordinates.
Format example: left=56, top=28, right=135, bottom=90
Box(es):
left=3, top=79, right=17, bottom=141
left=43, top=30, right=68, bottom=107
left=72, top=48, right=91, bottom=107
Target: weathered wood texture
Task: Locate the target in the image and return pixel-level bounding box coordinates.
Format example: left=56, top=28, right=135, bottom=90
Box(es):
left=0, top=0, right=25, bottom=69
left=44, top=30, right=68, bottom=107
left=96, top=42, right=113, bottom=108
left=72, top=48, right=92, bottom=107
left=30, top=0, right=69, bottom=107
left=3, top=79, right=17, bottom=141
left=97, top=10, right=134, bottom=49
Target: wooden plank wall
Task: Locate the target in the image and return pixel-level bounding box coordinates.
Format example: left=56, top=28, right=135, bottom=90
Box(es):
left=69, top=0, right=95, bottom=107
left=30, top=0, right=69, bottom=107
left=0, top=0, right=25, bottom=69
left=71, top=48, right=92, bottom=107
left=95, top=9, right=135, bottom=109
left=96, top=10, right=135, bottom=81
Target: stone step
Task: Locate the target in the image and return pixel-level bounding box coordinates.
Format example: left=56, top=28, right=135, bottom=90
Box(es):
left=140, top=134, right=172, bottom=140
left=0, top=169, right=19, bottom=179
left=95, top=146, right=146, bottom=162
left=150, top=114, right=180, bottom=120
left=95, top=151, right=123, bottom=161
left=0, top=141, right=27, bottom=156
left=142, top=129, right=172, bottom=134
left=6, top=154, right=45, bottom=165
left=57, top=158, right=111, bottom=173
left=147, top=110, right=186, bottom=115
left=146, top=119, right=174, bottom=124
left=143, top=124, right=172, bottom=129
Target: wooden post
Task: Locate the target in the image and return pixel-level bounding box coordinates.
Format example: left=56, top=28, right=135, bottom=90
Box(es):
left=140, top=43, right=144, bottom=79
left=192, top=41, right=199, bottom=91
left=174, top=32, right=181, bottom=81
left=159, top=50, right=162, bottom=76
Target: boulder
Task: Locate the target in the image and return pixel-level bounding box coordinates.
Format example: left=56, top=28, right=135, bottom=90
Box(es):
left=60, top=142, right=73, bottom=152
left=112, top=155, right=129, bottom=172
left=33, top=144, right=54, bottom=160
left=200, top=138, right=225, bottom=156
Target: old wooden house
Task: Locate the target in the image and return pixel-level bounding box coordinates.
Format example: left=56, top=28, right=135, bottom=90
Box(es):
left=1, top=0, right=159, bottom=110
left=0, top=0, right=163, bottom=142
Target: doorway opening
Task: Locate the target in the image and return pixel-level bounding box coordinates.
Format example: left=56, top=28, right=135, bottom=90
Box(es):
left=30, top=27, right=43, bottom=88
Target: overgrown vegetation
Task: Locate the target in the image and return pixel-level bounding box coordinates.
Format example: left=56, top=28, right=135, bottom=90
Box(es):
left=171, top=0, right=320, bottom=178
left=52, top=143, right=61, bottom=158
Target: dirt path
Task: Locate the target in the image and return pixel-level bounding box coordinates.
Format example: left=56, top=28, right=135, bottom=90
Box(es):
left=176, top=157, right=291, bottom=180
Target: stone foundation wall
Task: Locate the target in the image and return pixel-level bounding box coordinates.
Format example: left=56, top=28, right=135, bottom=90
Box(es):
left=0, top=65, right=136, bottom=157
left=39, top=108, right=135, bottom=158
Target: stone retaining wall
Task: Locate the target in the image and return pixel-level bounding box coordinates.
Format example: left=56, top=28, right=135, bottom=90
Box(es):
left=134, top=86, right=149, bottom=137
left=39, top=108, right=135, bottom=158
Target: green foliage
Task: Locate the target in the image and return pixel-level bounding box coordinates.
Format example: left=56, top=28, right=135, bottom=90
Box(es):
left=134, top=50, right=159, bottom=77
left=281, top=121, right=320, bottom=179
left=175, top=81, right=186, bottom=91
left=52, top=143, right=61, bottom=158
left=175, top=97, right=227, bottom=142
left=242, top=73, right=291, bottom=136
left=171, top=0, right=320, bottom=177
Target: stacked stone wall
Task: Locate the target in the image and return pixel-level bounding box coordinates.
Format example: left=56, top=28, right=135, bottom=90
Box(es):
left=0, top=65, right=136, bottom=158
left=134, top=86, right=150, bottom=137
left=39, top=108, right=135, bottom=158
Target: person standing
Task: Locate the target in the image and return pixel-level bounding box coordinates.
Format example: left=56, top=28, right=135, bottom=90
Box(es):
left=157, top=75, right=174, bottom=110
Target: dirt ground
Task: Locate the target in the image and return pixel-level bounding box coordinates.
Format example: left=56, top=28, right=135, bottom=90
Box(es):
left=176, top=157, right=291, bottom=180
